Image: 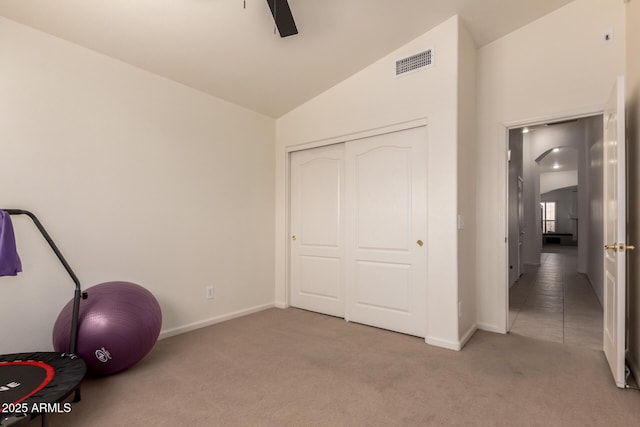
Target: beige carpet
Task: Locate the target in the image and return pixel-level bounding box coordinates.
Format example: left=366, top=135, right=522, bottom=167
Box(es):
left=25, top=308, right=640, bottom=426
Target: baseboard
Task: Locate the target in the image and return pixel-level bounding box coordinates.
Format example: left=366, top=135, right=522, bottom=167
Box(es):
left=158, top=303, right=275, bottom=340
left=274, top=301, right=288, bottom=309
left=459, top=324, right=477, bottom=349
left=425, top=336, right=463, bottom=351
left=425, top=325, right=479, bottom=351
left=476, top=322, right=507, bottom=334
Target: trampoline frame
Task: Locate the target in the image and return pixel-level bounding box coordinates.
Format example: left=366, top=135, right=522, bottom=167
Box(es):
left=2, top=209, right=85, bottom=355
left=1, top=209, right=87, bottom=426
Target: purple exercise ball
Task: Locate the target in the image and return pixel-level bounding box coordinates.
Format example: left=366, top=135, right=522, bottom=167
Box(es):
left=53, top=281, right=162, bottom=376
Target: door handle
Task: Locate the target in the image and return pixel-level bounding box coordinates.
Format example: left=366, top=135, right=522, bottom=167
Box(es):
left=605, top=243, right=636, bottom=252
left=416, top=240, right=424, bottom=247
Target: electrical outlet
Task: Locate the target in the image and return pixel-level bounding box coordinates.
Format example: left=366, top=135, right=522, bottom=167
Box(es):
left=206, top=286, right=214, bottom=300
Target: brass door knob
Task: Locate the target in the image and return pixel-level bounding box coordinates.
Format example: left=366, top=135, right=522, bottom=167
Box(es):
left=416, top=240, right=424, bottom=247
left=605, top=243, right=617, bottom=251
left=292, top=235, right=296, bottom=241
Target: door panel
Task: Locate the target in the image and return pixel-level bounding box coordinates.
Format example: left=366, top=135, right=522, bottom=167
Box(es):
left=355, top=147, right=412, bottom=250
left=355, top=261, right=411, bottom=312
left=299, top=256, right=341, bottom=299
left=603, top=76, right=627, bottom=388
left=345, top=127, right=428, bottom=337
left=290, top=144, right=345, bottom=317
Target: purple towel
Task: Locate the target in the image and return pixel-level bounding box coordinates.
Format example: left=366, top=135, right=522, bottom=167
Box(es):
left=0, top=210, right=22, bottom=276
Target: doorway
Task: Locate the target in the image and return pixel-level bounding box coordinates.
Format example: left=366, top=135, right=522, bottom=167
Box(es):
left=507, top=115, right=604, bottom=350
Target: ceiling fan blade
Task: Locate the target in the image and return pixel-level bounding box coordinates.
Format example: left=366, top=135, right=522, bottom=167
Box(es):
left=266, top=0, right=298, bottom=37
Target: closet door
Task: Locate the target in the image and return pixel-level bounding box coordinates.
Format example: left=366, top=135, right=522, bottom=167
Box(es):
left=344, top=127, right=427, bottom=337
left=290, top=144, right=345, bottom=317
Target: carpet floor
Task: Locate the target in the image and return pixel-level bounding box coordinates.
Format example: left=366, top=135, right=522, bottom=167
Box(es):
left=21, top=307, right=640, bottom=426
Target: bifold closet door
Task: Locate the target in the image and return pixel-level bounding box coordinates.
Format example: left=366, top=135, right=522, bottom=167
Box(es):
left=290, top=144, right=345, bottom=317
left=344, top=127, right=427, bottom=337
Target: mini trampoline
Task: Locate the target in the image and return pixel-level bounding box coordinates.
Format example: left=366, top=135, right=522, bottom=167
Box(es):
left=1, top=209, right=87, bottom=427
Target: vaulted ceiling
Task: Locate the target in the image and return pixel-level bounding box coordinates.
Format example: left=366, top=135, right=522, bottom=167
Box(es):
left=0, top=0, right=575, bottom=117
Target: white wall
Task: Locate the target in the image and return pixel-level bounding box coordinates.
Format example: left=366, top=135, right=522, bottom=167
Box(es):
left=476, top=0, right=625, bottom=333
left=625, top=0, right=640, bottom=379
left=276, top=16, right=464, bottom=349
left=586, top=116, right=604, bottom=304
left=457, top=22, right=477, bottom=343
left=540, top=171, right=578, bottom=194
left=508, top=130, right=524, bottom=286
left=0, top=18, right=276, bottom=353
left=521, top=132, right=542, bottom=265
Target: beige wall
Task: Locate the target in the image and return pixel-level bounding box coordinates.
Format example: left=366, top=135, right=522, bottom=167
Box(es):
left=0, top=18, right=276, bottom=353
left=625, top=0, right=640, bottom=379
left=276, top=16, right=465, bottom=349
left=475, top=0, right=625, bottom=332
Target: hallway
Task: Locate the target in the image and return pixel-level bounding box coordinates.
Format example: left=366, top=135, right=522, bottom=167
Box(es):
left=509, top=246, right=603, bottom=351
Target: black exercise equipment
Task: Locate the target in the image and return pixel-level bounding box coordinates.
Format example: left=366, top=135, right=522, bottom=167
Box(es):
left=1, top=209, right=87, bottom=427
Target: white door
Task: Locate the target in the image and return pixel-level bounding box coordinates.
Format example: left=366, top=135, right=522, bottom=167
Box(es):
left=344, top=127, right=428, bottom=337
left=603, top=76, right=629, bottom=388
left=290, top=144, right=345, bottom=317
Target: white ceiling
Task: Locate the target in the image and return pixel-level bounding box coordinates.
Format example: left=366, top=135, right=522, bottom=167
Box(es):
left=0, top=0, right=575, bottom=118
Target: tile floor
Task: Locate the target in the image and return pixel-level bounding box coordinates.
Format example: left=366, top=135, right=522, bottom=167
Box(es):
left=509, top=245, right=603, bottom=351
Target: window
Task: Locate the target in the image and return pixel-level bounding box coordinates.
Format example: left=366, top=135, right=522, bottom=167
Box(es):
left=540, top=201, right=556, bottom=233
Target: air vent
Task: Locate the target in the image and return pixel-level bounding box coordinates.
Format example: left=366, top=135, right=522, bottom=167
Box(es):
left=395, top=49, right=433, bottom=76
